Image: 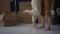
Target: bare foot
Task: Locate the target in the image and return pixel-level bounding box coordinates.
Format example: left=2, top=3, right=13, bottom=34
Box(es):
left=39, top=25, right=45, bottom=29
left=40, top=26, right=45, bottom=28
left=32, top=24, right=36, bottom=29
left=39, top=24, right=45, bottom=28
left=45, top=27, right=51, bottom=31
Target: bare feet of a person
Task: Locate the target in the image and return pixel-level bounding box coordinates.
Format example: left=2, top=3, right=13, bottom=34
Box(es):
left=39, top=16, right=45, bottom=29
left=32, top=24, right=36, bottom=31
left=45, top=17, right=51, bottom=31
left=45, top=27, right=51, bottom=31
left=32, top=24, right=36, bottom=28
left=39, top=24, right=45, bottom=29
left=40, top=25, right=45, bottom=28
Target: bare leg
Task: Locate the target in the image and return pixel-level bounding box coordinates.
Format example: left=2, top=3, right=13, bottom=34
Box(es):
left=32, top=16, right=37, bottom=28
left=40, top=15, right=45, bottom=28
left=44, top=0, right=53, bottom=30
left=39, top=0, right=45, bottom=28
left=46, top=17, right=51, bottom=30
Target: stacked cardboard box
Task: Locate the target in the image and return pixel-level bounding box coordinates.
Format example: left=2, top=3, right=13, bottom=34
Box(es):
left=0, top=0, right=18, bottom=26
left=19, top=2, right=31, bottom=11
left=18, top=12, right=32, bottom=24
left=4, top=14, right=18, bottom=26
left=18, top=2, right=32, bottom=24
left=0, top=0, right=10, bottom=13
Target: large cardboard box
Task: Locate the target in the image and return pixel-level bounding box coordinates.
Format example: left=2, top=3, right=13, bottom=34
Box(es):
left=4, top=14, right=18, bottom=26
left=19, top=2, right=31, bottom=11
left=18, top=2, right=32, bottom=24
left=0, top=0, right=10, bottom=3
left=18, top=11, right=32, bottom=24
left=0, top=0, right=10, bottom=13
left=0, top=21, right=4, bottom=27
left=0, top=3, right=10, bottom=12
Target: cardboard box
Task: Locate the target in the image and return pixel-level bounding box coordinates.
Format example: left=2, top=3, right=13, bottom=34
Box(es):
left=18, top=11, right=32, bottom=24
left=18, top=2, right=32, bottom=23
left=19, top=2, right=31, bottom=11
left=0, top=0, right=10, bottom=13
left=0, top=21, right=4, bottom=27
left=4, top=14, right=18, bottom=26
left=0, top=0, right=10, bottom=2
left=4, top=20, right=18, bottom=26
